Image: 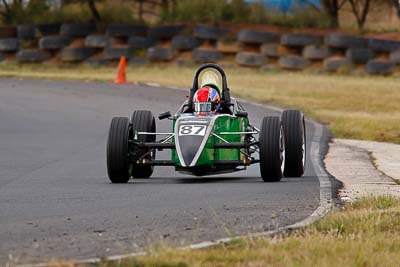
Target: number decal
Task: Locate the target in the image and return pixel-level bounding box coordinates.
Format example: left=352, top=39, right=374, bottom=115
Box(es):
left=178, top=125, right=207, bottom=136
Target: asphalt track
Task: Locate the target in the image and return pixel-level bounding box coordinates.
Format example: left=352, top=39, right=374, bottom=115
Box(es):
left=0, top=78, right=331, bottom=264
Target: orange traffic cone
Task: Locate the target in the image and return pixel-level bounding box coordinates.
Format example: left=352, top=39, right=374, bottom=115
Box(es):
left=114, top=56, right=127, bottom=84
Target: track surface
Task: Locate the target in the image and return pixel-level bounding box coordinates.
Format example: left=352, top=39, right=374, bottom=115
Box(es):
left=0, top=78, right=329, bottom=264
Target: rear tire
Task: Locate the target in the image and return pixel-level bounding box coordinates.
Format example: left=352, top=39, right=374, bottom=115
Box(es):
left=130, top=110, right=156, bottom=178
left=259, top=117, right=285, bottom=182
left=107, top=117, right=131, bottom=183
left=281, top=110, right=306, bottom=177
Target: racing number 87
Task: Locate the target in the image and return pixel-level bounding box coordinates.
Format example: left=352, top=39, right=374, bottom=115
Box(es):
left=178, top=125, right=206, bottom=136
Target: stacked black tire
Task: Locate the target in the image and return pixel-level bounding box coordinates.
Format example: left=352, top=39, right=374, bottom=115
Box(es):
left=107, top=110, right=155, bottom=183
left=259, top=110, right=305, bottom=182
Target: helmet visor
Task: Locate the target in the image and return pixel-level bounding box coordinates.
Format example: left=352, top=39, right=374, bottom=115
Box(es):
left=195, top=102, right=212, bottom=114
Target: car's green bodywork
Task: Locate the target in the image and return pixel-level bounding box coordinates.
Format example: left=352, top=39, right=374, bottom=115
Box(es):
left=171, top=115, right=249, bottom=167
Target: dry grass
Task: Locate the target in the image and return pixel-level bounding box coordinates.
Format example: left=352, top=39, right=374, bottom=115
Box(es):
left=0, top=63, right=399, bottom=143
left=50, top=196, right=398, bottom=267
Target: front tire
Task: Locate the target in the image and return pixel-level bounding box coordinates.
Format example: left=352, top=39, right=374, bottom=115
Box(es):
left=259, top=117, right=285, bottom=182
left=130, top=110, right=156, bottom=178
left=107, top=117, right=131, bottom=183
left=281, top=110, right=306, bottom=177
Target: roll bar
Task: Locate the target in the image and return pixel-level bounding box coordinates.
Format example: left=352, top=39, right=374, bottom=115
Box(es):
left=188, top=63, right=232, bottom=108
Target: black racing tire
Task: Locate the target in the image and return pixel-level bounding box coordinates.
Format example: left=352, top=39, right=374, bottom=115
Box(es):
left=148, top=25, right=185, bottom=40
left=193, top=25, right=229, bottom=40
left=130, top=110, right=156, bottom=179
left=39, top=36, right=71, bottom=50
left=302, top=45, right=331, bottom=60
left=323, top=57, right=351, bottom=72
left=60, top=47, right=97, bottom=62
left=17, top=25, right=36, bottom=40
left=281, top=33, right=323, bottom=47
left=390, top=50, right=400, bottom=64
left=103, top=45, right=135, bottom=60
left=235, top=52, right=266, bottom=67
left=172, top=35, right=201, bottom=51
left=60, top=23, right=97, bottom=37
left=259, top=117, right=285, bottom=182
left=36, top=23, right=61, bottom=36
left=279, top=55, right=310, bottom=70
left=281, top=110, right=306, bottom=177
left=107, top=117, right=131, bottom=183
left=345, top=48, right=375, bottom=64
left=366, top=60, right=395, bottom=75
left=324, top=33, right=366, bottom=49
left=85, top=34, right=112, bottom=48
left=106, top=24, right=147, bottom=37
left=128, top=36, right=157, bottom=49
left=16, top=49, right=51, bottom=63
left=0, top=26, right=17, bottom=38
left=237, top=29, right=279, bottom=44
left=147, top=47, right=175, bottom=62
left=368, top=38, right=400, bottom=53
left=0, top=38, right=19, bottom=52
left=192, top=48, right=222, bottom=63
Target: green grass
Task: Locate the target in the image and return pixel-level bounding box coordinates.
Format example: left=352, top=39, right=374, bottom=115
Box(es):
left=0, top=63, right=399, bottom=143
left=61, top=196, right=397, bottom=267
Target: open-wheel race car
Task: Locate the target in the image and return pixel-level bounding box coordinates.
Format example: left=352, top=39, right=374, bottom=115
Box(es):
left=106, top=63, right=306, bottom=183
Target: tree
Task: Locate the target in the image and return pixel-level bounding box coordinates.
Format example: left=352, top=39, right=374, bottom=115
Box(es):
left=320, top=0, right=347, bottom=28
left=348, top=0, right=371, bottom=31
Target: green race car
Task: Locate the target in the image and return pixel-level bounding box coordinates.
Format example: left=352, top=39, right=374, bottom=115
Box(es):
left=106, top=63, right=306, bottom=183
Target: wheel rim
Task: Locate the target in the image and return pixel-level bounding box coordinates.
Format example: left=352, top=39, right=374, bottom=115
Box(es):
left=280, top=126, right=285, bottom=174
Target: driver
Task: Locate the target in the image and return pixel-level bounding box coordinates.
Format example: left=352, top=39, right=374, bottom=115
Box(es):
left=193, top=86, right=221, bottom=116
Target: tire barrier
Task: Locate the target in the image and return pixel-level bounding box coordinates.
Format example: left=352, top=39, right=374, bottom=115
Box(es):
left=325, top=33, right=367, bottom=49
left=0, top=26, right=17, bottom=38
left=303, top=45, right=331, bottom=60
left=279, top=55, right=310, bottom=70
left=368, top=38, right=400, bottom=53
left=172, top=35, right=201, bottom=51
left=237, top=29, right=279, bottom=44
left=366, top=60, right=395, bottom=75
left=1, top=22, right=400, bottom=76
left=85, top=56, right=112, bottom=66
left=390, top=50, right=400, bottom=64
left=128, top=36, right=157, bottom=49
left=148, top=25, right=185, bottom=40
left=217, top=40, right=240, bottom=53
left=0, top=38, right=19, bottom=52
left=39, top=36, right=71, bottom=50
left=281, top=33, right=323, bottom=47
left=36, top=24, right=61, bottom=36
left=17, top=25, right=36, bottom=40
left=192, top=48, right=222, bottom=63
left=60, top=24, right=97, bottom=37
left=345, top=48, right=375, bottom=64
left=16, top=49, right=51, bottom=63
left=60, top=47, right=97, bottom=62
left=193, top=25, right=229, bottom=40
left=323, top=57, right=351, bottom=72
left=147, top=47, right=175, bottom=61
left=236, top=52, right=266, bottom=67
left=261, top=43, right=279, bottom=57
left=106, top=24, right=147, bottom=37
left=103, top=45, right=135, bottom=60
left=85, top=34, right=112, bottom=48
